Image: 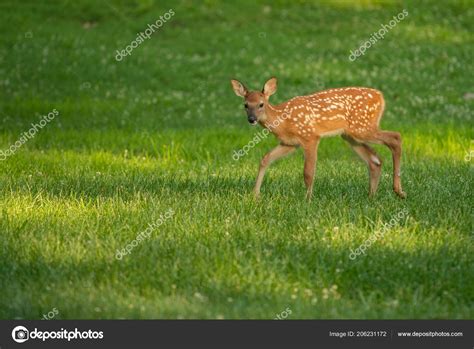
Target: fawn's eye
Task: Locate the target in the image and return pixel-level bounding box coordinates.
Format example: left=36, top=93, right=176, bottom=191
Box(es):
left=259, top=103, right=264, bottom=108
left=244, top=103, right=249, bottom=108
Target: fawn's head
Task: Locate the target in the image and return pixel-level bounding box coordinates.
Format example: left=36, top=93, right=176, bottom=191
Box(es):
left=230, top=77, right=277, bottom=125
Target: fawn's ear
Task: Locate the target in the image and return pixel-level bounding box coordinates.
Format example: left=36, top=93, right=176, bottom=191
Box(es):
left=230, top=79, right=248, bottom=98
left=262, top=77, right=277, bottom=98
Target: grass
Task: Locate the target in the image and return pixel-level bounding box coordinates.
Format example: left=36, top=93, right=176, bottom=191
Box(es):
left=0, top=0, right=472, bottom=319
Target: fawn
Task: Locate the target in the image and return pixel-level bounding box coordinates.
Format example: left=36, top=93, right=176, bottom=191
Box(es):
left=230, top=77, right=406, bottom=200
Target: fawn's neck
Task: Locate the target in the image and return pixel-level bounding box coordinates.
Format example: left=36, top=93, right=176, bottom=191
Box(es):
left=261, top=103, right=287, bottom=134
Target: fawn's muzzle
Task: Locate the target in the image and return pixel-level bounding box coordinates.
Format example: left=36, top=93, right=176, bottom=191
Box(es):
left=247, top=115, right=257, bottom=125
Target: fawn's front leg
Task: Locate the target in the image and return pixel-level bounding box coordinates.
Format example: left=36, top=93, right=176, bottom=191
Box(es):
left=254, top=144, right=296, bottom=198
left=303, top=138, right=320, bottom=201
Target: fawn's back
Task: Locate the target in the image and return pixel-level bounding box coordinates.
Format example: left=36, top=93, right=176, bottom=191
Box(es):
left=272, top=87, right=385, bottom=141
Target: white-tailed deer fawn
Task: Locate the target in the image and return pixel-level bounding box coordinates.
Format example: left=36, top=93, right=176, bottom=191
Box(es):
left=231, top=77, right=406, bottom=200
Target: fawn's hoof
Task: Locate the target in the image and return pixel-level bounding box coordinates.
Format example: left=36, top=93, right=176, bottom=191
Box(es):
left=395, top=190, right=407, bottom=199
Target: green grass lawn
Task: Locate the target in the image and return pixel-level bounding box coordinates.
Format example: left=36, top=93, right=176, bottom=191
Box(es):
left=0, top=0, right=472, bottom=319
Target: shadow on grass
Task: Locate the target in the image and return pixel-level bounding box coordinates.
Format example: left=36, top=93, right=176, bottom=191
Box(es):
left=0, top=238, right=471, bottom=319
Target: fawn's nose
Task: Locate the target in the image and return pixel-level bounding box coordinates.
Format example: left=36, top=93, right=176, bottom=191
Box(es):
left=247, top=115, right=257, bottom=124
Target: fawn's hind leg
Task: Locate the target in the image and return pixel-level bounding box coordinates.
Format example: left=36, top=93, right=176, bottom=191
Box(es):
left=342, top=134, right=382, bottom=197
left=367, top=130, right=406, bottom=198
